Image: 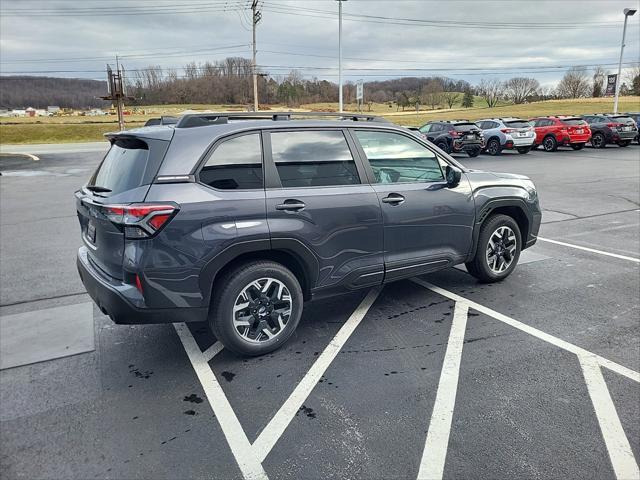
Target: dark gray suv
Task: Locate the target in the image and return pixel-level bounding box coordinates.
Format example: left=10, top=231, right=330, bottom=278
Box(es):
left=76, top=112, right=541, bottom=356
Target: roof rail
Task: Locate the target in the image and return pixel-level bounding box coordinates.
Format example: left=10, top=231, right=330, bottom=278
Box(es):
left=174, top=111, right=387, bottom=128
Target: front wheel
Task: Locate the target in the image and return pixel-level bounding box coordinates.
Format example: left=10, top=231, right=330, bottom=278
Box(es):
left=486, top=138, right=502, bottom=156
left=542, top=135, right=558, bottom=152
left=571, top=143, right=585, bottom=150
left=517, top=147, right=531, bottom=154
left=436, top=140, right=450, bottom=154
left=591, top=133, right=606, bottom=148
left=209, top=261, right=303, bottom=356
left=466, top=147, right=481, bottom=158
left=618, top=140, right=631, bottom=147
left=466, top=214, right=522, bottom=283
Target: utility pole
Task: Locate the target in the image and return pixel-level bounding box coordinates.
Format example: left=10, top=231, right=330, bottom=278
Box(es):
left=336, top=0, right=347, bottom=112
left=614, top=7, right=637, bottom=113
left=101, top=58, right=133, bottom=131
left=252, top=0, right=261, bottom=112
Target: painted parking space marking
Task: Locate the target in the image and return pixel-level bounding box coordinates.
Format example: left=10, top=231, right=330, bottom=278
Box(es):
left=417, top=302, right=468, bottom=480
left=174, top=287, right=381, bottom=479
left=579, top=354, right=640, bottom=480
left=174, top=323, right=268, bottom=480
left=537, top=237, right=640, bottom=263
left=413, top=278, right=640, bottom=480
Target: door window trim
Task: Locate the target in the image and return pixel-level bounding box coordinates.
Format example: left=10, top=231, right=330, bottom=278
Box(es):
left=262, top=127, right=368, bottom=190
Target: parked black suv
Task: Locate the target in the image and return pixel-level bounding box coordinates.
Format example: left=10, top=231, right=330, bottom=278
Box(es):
left=417, top=120, right=484, bottom=157
left=582, top=114, right=638, bottom=148
left=76, top=112, right=541, bottom=356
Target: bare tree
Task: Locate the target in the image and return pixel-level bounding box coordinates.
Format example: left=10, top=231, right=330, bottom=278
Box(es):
left=556, top=67, right=591, bottom=98
left=504, top=77, right=539, bottom=104
left=625, top=64, right=640, bottom=96
left=478, top=78, right=504, bottom=108
left=592, top=66, right=608, bottom=97
left=443, top=91, right=459, bottom=108
left=421, top=79, right=445, bottom=109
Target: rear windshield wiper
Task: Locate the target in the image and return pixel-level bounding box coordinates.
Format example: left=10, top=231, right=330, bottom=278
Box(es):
left=85, top=185, right=112, bottom=193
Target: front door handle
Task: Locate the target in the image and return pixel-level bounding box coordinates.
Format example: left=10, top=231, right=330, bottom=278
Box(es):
left=382, top=193, right=405, bottom=205
left=275, top=200, right=306, bottom=211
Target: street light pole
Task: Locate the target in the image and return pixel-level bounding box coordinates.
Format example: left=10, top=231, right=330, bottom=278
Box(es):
left=614, top=7, right=636, bottom=113
left=337, top=0, right=346, bottom=112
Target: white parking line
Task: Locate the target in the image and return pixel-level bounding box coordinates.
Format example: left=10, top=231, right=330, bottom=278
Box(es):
left=417, top=302, right=469, bottom=480
left=412, top=279, right=640, bottom=384
left=173, top=323, right=268, bottom=480
left=579, top=354, right=640, bottom=480
left=537, top=237, right=640, bottom=263
left=252, top=287, right=381, bottom=462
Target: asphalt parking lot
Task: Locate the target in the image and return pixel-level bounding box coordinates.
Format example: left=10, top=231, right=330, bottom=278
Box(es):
left=1, top=143, right=638, bottom=480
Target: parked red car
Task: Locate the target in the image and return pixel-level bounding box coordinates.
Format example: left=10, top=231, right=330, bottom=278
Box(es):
left=530, top=116, right=591, bottom=151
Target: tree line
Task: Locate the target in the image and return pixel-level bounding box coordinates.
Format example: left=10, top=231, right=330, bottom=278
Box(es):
left=1, top=58, right=639, bottom=110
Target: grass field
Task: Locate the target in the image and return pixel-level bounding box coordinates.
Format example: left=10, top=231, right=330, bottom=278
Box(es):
left=1, top=97, right=639, bottom=144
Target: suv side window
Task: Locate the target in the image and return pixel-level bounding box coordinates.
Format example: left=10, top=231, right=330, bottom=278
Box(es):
left=354, top=130, right=445, bottom=184
left=200, top=133, right=263, bottom=190
left=430, top=123, right=442, bottom=133
left=419, top=124, right=432, bottom=133
left=270, top=130, right=360, bottom=188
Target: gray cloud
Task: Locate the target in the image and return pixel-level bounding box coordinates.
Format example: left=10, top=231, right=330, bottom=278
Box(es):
left=1, top=0, right=639, bottom=87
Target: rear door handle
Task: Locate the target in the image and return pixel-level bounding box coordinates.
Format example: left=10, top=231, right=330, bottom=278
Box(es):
left=382, top=193, right=405, bottom=205
left=275, top=200, right=306, bottom=211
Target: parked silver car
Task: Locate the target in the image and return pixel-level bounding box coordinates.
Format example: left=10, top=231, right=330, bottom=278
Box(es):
left=476, top=118, right=536, bottom=155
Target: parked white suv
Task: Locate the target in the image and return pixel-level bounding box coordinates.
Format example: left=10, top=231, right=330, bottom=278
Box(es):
left=476, top=118, right=536, bottom=156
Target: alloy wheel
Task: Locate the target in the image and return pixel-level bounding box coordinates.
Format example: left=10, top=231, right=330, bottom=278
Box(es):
left=232, top=277, right=292, bottom=343
left=485, top=226, right=517, bottom=274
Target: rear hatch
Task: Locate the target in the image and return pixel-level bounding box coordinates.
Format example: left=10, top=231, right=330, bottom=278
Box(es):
left=75, top=136, right=169, bottom=279
left=609, top=115, right=638, bottom=136
left=453, top=122, right=483, bottom=143
left=560, top=118, right=589, bottom=135
left=503, top=119, right=533, bottom=137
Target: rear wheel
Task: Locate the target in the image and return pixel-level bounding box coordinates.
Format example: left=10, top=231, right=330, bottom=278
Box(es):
left=466, top=147, right=481, bottom=157
left=618, top=140, right=631, bottom=147
left=436, top=140, right=450, bottom=154
left=591, top=132, right=606, bottom=148
left=486, top=138, right=502, bottom=156
left=466, top=214, right=522, bottom=283
left=571, top=143, right=585, bottom=150
left=516, top=147, right=531, bottom=154
left=209, top=261, right=303, bottom=356
left=542, top=135, right=558, bottom=152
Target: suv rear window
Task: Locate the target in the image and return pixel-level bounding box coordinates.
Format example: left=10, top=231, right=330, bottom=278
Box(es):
left=453, top=123, right=478, bottom=132
left=89, top=138, right=149, bottom=195
left=270, top=130, right=359, bottom=188
left=561, top=118, right=587, bottom=126
left=504, top=120, right=530, bottom=128
left=610, top=116, right=636, bottom=124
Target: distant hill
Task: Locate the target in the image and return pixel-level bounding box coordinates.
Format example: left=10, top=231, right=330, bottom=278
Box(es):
left=0, top=76, right=109, bottom=109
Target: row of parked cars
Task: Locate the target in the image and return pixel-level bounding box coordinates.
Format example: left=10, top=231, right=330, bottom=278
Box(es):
left=412, top=112, right=640, bottom=156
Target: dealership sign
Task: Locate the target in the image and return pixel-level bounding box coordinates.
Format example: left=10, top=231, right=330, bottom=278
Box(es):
left=605, top=74, right=617, bottom=96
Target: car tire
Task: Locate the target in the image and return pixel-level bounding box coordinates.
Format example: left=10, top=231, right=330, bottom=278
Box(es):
left=591, top=132, right=606, bottom=148
left=542, top=135, right=558, bottom=152
left=516, top=147, right=531, bottom=154
left=209, top=260, right=303, bottom=356
left=465, top=214, right=522, bottom=283
left=618, top=140, right=631, bottom=147
left=486, top=138, right=502, bottom=156
left=466, top=147, right=481, bottom=157
left=571, top=143, right=585, bottom=150
left=436, top=140, right=450, bottom=154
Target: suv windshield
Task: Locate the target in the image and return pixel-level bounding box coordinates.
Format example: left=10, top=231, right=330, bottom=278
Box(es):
left=453, top=123, right=478, bottom=132
left=88, top=138, right=150, bottom=195
left=561, top=118, right=587, bottom=126
left=504, top=120, right=530, bottom=128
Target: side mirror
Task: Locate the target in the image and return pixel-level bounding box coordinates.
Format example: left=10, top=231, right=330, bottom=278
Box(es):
left=445, top=165, right=462, bottom=188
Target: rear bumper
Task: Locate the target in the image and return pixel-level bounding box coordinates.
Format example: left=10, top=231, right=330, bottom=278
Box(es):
left=563, top=134, right=590, bottom=145
left=452, top=139, right=483, bottom=152
left=77, top=246, right=208, bottom=324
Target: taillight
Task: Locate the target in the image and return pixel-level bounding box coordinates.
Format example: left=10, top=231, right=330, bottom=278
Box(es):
left=102, top=203, right=178, bottom=239
left=501, top=128, right=515, bottom=134
left=449, top=130, right=460, bottom=137
left=607, top=123, right=622, bottom=128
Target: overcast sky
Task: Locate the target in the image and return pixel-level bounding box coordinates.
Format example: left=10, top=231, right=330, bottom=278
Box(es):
left=1, top=0, right=639, bottom=87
